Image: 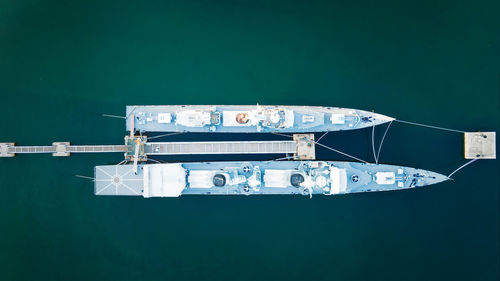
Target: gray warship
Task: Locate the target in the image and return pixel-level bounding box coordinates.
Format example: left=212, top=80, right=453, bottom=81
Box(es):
left=127, top=105, right=394, bottom=133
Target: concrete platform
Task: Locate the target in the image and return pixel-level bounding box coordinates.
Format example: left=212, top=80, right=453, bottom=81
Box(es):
left=294, top=134, right=315, bottom=160
left=52, top=142, right=71, bottom=157
left=464, top=132, right=496, bottom=159
left=0, top=143, right=15, bottom=157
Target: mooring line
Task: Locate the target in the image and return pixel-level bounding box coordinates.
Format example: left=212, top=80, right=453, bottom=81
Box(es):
left=272, top=132, right=294, bottom=139
left=448, top=158, right=478, bottom=178
left=147, top=132, right=185, bottom=140
left=317, top=131, right=329, bottom=143
left=371, top=124, right=377, bottom=163
left=102, top=114, right=126, bottom=119
left=75, top=175, right=94, bottom=182
left=273, top=132, right=368, bottom=163
left=376, top=120, right=393, bottom=163
left=394, top=119, right=465, bottom=133
left=148, top=158, right=164, bottom=164
left=125, top=106, right=137, bottom=120
left=273, top=155, right=297, bottom=161
left=315, top=141, right=368, bottom=163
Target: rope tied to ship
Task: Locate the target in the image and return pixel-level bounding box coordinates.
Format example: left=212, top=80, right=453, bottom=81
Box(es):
left=394, top=119, right=465, bottom=134
left=272, top=132, right=369, bottom=163
left=448, top=158, right=479, bottom=178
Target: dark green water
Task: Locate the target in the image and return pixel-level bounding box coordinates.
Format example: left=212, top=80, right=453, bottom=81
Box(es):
left=1, top=1, right=499, bottom=280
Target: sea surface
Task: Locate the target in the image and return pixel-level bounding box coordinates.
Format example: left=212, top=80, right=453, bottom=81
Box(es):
left=0, top=1, right=498, bottom=280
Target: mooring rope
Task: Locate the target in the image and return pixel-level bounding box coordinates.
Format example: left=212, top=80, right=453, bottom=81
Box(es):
left=272, top=132, right=294, bottom=139
left=317, top=131, right=329, bottom=142
left=375, top=120, right=393, bottom=163
left=125, top=106, right=137, bottom=120
left=148, top=157, right=164, bottom=164
left=75, top=175, right=94, bottom=181
left=371, top=124, right=377, bottom=163
left=273, top=155, right=297, bottom=161
left=448, top=158, right=478, bottom=178
left=394, top=119, right=465, bottom=133
left=273, top=132, right=368, bottom=163
left=102, top=114, right=126, bottom=119
left=147, top=132, right=185, bottom=140
left=314, top=141, right=369, bottom=163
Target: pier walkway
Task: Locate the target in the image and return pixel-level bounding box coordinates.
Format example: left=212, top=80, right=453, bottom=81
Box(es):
left=144, top=141, right=296, bottom=155
left=0, top=143, right=127, bottom=157
left=1, top=134, right=315, bottom=160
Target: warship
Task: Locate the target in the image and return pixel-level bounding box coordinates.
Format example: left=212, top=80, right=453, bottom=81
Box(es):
left=127, top=105, right=394, bottom=133
left=94, top=161, right=449, bottom=198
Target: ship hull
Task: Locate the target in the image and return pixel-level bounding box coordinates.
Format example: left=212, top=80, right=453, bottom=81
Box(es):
left=126, top=105, right=394, bottom=133
left=94, top=161, right=448, bottom=197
